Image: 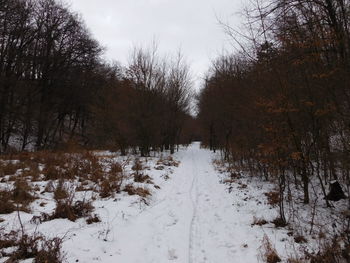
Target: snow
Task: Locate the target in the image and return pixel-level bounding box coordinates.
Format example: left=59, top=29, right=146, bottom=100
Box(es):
left=1, top=142, right=313, bottom=262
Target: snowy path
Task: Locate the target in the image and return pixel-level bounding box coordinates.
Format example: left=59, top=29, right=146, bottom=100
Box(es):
left=62, top=142, right=271, bottom=262
left=96, top=142, right=256, bottom=263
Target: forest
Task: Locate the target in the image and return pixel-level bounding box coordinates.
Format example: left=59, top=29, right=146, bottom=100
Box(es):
left=0, top=0, right=196, bottom=155
left=1, top=0, right=350, bottom=262
left=199, top=0, right=350, bottom=214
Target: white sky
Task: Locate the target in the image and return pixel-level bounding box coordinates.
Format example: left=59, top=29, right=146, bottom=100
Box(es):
left=68, top=0, right=244, bottom=90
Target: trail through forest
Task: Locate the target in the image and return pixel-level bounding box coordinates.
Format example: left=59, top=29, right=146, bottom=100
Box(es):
left=97, top=142, right=266, bottom=263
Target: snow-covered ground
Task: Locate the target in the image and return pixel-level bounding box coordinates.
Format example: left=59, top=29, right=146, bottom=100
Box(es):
left=1, top=142, right=314, bottom=262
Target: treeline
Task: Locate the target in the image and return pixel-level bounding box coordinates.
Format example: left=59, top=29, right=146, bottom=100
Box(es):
left=92, top=48, right=194, bottom=156
left=198, top=0, right=350, bottom=220
left=0, top=0, right=194, bottom=155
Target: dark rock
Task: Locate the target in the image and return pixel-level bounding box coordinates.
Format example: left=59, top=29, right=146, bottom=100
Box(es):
left=326, top=180, right=346, bottom=201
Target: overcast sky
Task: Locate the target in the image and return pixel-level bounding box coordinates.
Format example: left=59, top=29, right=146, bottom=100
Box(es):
left=68, top=0, right=244, bottom=90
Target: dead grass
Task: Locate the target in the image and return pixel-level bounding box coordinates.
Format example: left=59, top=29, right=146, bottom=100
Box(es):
left=99, top=161, right=124, bottom=198
left=304, top=237, right=347, bottom=263
left=44, top=180, right=55, bottom=193
left=110, top=162, right=123, bottom=174
left=133, top=173, right=152, bottom=183
left=124, top=184, right=151, bottom=198
left=0, top=150, right=105, bottom=182
left=86, top=214, right=101, bottom=224
left=12, top=179, right=34, bottom=204
left=157, top=156, right=180, bottom=167
left=271, top=217, right=288, bottom=228
left=261, top=234, right=281, bottom=263
left=52, top=196, right=94, bottom=222
left=0, top=161, right=21, bottom=176
left=132, top=158, right=143, bottom=171
left=294, top=235, right=307, bottom=244
left=99, top=178, right=119, bottom=198
left=0, top=229, right=65, bottom=262
left=0, top=179, right=35, bottom=214
left=238, top=182, right=248, bottom=189
left=53, top=180, right=69, bottom=200
left=0, top=189, right=15, bottom=214
left=252, top=216, right=268, bottom=226
left=264, top=191, right=280, bottom=206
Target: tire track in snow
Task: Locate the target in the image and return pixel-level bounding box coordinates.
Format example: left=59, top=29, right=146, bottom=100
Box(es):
left=189, top=148, right=198, bottom=263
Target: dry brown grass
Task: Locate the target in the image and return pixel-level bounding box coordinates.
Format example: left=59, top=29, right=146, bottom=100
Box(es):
left=124, top=184, right=151, bottom=198
left=271, top=217, right=288, bottom=228
left=0, top=229, right=64, bottom=262
left=110, top=162, right=123, bottom=174
left=238, top=182, right=248, bottom=189
left=157, top=156, right=180, bottom=167
left=0, top=189, right=15, bottom=214
left=44, top=180, right=55, bottom=193
left=98, top=161, right=124, bottom=198
left=133, top=173, right=152, bottom=183
left=53, top=180, right=69, bottom=200
left=294, top=235, right=307, bottom=244
left=261, top=234, right=281, bottom=263
left=86, top=214, right=101, bottom=224
left=264, top=191, right=280, bottom=206
left=0, top=161, right=22, bottom=176
left=99, top=178, right=118, bottom=198
left=0, top=149, right=105, bottom=182
left=305, top=237, right=347, bottom=263
left=52, top=194, right=94, bottom=222
left=252, top=216, right=268, bottom=226
left=132, top=158, right=143, bottom=171
left=0, top=179, right=35, bottom=214
left=12, top=179, right=35, bottom=209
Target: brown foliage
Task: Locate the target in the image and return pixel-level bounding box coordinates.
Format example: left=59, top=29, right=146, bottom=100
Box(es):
left=271, top=217, right=288, bottom=228
left=86, top=214, right=101, bottom=225
left=124, top=184, right=151, bottom=198
left=0, top=230, right=64, bottom=262
left=264, top=191, right=280, bottom=207
left=261, top=235, right=281, bottom=263
left=252, top=216, right=268, bottom=226
left=0, top=189, right=15, bottom=214
left=52, top=198, right=93, bottom=222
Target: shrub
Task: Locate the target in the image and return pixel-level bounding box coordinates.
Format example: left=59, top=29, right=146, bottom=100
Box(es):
left=0, top=161, right=21, bottom=176
left=133, top=173, right=152, bottom=183
left=99, top=162, right=124, bottom=198
left=110, top=162, right=123, bottom=174
left=35, top=237, right=65, bottom=263
left=43, top=164, right=63, bottom=181
left=132, top=158, right=143, bottom=172
left=0, top=230, right=65, bottom=262
left=305, top=237, right=346, bottom=263
left=52, top=196, right=94, bottom=222
left=99, top=178, right=118, bottom=198
left=12, top=179, right=34, bottom=204
left=53, top=180, right=69, bottom=200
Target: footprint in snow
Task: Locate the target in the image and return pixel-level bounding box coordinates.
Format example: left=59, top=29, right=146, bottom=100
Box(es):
left=168, top=249, right=178, bottom=260
left=166, top=218, right=178, bottom=227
